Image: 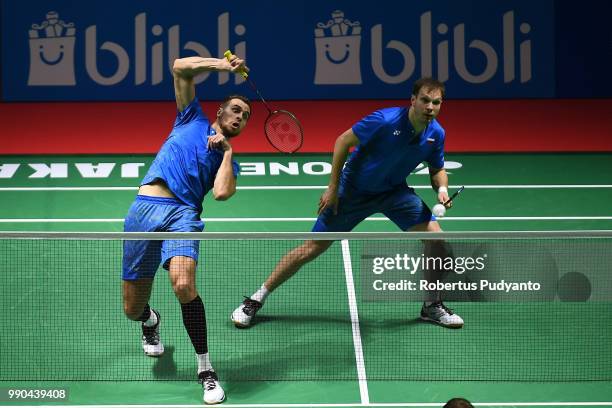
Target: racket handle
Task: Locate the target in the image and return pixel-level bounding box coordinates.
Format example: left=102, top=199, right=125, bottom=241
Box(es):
left=224, top=50, right=248, bottom=78
left=443, top=186, right=465, bottom=205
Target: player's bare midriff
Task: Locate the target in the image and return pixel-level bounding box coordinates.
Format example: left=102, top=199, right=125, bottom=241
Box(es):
left=138, top=179, right=176, bottom=198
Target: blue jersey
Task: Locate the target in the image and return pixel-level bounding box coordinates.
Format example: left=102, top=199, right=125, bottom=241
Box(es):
left=341, top=107, right=445, bottom=194
left=141, top=98, right=240, bottom=213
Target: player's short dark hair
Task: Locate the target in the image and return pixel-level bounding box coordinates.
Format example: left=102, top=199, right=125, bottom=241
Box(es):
left=221, top=94, right=252, bottom=112
left=443, top=398, right=474, bottom=408
left=412, top=77, right=445, bottom=98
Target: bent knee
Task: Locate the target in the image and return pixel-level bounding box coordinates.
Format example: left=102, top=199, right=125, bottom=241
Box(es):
left=300, top=240, right=332, bottom=262
left=172, top=281, right=197, bottom=301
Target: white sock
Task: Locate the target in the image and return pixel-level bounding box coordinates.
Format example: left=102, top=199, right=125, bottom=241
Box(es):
left=197, top=353, right=213, bottom=373
left=143, top=309, right=158, bottom=327
left=251, top=284, right=270, bottom=303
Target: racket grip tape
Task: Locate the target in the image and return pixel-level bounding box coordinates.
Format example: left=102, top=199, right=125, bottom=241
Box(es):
left=224, top=50, right=248, bottom=78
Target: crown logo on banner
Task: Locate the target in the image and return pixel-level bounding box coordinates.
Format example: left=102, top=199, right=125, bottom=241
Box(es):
left=29, top=11, right=76, bottom=39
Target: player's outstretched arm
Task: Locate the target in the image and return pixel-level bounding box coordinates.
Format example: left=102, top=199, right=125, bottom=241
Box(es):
left=318, top=129, right=360, bottom=214
left=172, top=56, right=247, bottom=112
left=429, top=167, right=450, bottom=206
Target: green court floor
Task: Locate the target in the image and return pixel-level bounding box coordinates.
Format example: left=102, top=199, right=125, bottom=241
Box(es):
left=1, top=153, right=611, bottom=232
left=0, top=153, right=611, bottom=407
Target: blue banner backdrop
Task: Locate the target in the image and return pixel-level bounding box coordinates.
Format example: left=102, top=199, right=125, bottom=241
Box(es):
left=2, top=0, right=555, bottom=101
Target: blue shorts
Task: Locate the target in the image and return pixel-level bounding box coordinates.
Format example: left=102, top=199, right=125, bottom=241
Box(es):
left=122, top=195, right=204, bottom=281
left=312, top=185, right=434, bottom=232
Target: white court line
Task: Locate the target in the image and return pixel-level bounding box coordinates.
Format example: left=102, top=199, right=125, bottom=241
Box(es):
left=1, top=216, right=612, bottom=223
left=237, top=185, right=612, bottom=190
left=341, top=239, right=369, bottom=405
left=1, top=184, right=612, bottom=191
left=9, top=402, right=612, bottom=407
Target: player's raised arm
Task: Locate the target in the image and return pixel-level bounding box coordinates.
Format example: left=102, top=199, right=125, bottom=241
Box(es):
left=172, top=56, right=247, bottom=112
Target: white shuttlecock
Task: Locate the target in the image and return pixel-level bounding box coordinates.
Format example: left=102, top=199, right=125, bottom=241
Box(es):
left=432, top=203, right=446, bottom=218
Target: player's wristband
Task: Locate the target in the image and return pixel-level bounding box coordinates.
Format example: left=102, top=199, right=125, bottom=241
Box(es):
left=438, top=186, right=448, bottom=194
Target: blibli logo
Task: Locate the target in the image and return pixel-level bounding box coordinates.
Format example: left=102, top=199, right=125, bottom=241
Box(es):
left=84, top=12, right=246, bottom=86
left=27, top=11, right=246, bottom=87
left=28, top=11, right=76, bottom=86
left=315, top=10, right=533, bottom=85
left=314, top=10, right=362, bottom=84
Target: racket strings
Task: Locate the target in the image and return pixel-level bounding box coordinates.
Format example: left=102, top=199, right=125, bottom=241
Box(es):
left=265, top=111, right=303, bottom=153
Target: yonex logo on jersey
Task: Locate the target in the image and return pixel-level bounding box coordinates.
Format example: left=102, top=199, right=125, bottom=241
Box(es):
left=427, top=137, right=435, bottom=143
left=27, top=11, right=76, bottom=86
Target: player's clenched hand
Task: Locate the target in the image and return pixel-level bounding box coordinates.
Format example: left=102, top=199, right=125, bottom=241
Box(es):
left=227, top=54, right=249, bottom=76
left=318, top=188, right=339, bottom=215
left=207, top=134, right=231, bottom=152
left=438, top=191, right=452, bottom=208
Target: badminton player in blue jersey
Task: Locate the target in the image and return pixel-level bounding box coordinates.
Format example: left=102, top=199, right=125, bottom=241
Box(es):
left=232, top=77, right=464, bottom=329
left=122, top=54, right=250, bottom=404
